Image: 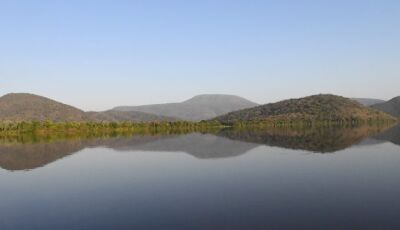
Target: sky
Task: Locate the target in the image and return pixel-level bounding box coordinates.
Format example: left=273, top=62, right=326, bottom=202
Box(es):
left=1, top=0, right=399, bottom=111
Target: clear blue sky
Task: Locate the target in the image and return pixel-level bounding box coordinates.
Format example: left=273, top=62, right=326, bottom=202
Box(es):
left=1, top=0, right=399, bottom=111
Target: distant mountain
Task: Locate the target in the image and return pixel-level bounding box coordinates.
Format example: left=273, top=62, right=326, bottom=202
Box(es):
left=113, top=94, right=259, bottom=121
left=351, top=98, right=386, bottom=106
left=0, top=93, right=87, bottom=122
left=214, top=94, right=395, bottom=125
left=86, top=110, right=178, bottom=122
left=0, top=93, right=176, bottom=122
left=371, top=96, right=400, bottom=117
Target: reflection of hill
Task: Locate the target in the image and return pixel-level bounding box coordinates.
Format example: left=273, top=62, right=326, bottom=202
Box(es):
left=0, top=125, right=395, bottom=171
left=0, top=134, right=258, bottom=171
left=0, top=140, right=85, bottom=171
left=96, top=133, right=258, bottom=159
left=217, top=126, right=390, bottom=153
left=371, top=125, right=400, bottom=146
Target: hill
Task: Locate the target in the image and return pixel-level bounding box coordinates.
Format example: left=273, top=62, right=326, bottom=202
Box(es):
left=0, top=93, right=87, bottom=122
left=351, top=98, right=386, bottom=106
left=0, top=93, right=177, bottom=122
left=113, top=94, right=258, bottom=121
left=371, top=96, right=400, bottom=117
left=213, top=94, right=395, bottom=125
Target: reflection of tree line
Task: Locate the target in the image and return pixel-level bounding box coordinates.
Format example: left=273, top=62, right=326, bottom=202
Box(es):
left=217, top=125, right=393, bottom=153
left=0, top=133, right=257, bottom=171
left=0, top=125, right=398, bottom=171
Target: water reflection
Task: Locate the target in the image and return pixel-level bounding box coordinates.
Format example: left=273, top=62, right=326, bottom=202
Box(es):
left=0, top=125, right=398, bottom=171
left=217, top=125, right=393, bottom=153
left=0, top=134, right=258, bottom=171
left=0, top=140, right=84, bottom=171
left=371, top=125, right=400, bottom=146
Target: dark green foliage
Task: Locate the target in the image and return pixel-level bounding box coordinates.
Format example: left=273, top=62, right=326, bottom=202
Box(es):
left=0, top=120, right=224, bottom=137
left=213, top=94, right=396, bottom=126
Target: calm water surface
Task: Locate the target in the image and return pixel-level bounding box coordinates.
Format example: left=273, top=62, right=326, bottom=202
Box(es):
left=0, top=126, right=400, bottom=229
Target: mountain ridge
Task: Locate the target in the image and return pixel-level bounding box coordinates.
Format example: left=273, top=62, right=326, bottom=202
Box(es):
left=0, top=93, right=177, bottom=122
left=351, top=98, right=386, bottom=106
left=1, top=93, right=397, bottom=123
left=113, top=94, right=259, bottom=121
left=371, top=96, right=400, bottom=117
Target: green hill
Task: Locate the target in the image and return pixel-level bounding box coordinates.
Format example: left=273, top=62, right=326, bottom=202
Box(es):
left=0, top=93, right=87, bottom=122
left=213, top=94, right=395, bottom=125
left=0, top=93, right=177, bottom=122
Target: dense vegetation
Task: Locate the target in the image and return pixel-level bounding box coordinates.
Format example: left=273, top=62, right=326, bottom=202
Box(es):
left=0, top=120, right=223, bottom=137
left=213, top=94, right=396, bottom=126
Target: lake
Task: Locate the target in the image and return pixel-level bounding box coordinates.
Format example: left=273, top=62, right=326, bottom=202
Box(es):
left=1, top=125, right=400, bottom=229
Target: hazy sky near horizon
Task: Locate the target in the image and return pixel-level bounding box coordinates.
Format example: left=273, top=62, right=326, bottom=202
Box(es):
left=1, top=0, right=399, bottom=111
